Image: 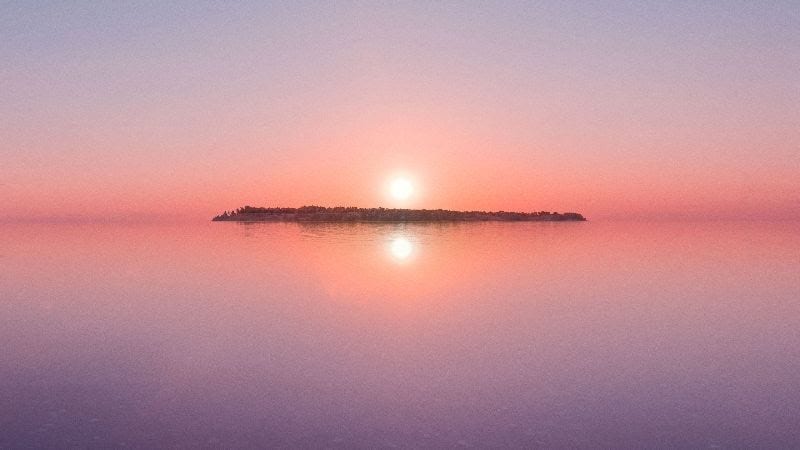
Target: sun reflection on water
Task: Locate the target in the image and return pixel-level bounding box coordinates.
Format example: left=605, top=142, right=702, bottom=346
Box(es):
left=389, top=236, right=413, bottom=262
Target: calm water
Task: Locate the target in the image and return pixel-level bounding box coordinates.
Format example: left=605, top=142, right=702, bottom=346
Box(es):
left=1, top=220, right=799, bottom=448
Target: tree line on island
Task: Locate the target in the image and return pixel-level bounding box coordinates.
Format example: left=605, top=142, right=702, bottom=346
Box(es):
left=213, top=206, right=586, bottom=222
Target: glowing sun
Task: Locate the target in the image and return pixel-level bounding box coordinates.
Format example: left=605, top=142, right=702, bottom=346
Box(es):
left=390, top=178, right=414, bottom=200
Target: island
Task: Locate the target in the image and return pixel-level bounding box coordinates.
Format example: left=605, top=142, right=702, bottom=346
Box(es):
left=213, top=206, right=586, bottom=222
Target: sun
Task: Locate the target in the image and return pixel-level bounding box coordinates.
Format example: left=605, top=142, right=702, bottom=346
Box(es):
left=390, top=178, right=413, bottom=200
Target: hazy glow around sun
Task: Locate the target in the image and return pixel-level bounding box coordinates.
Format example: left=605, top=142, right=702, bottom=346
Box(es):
left=390, top=178, right=413, bottom=200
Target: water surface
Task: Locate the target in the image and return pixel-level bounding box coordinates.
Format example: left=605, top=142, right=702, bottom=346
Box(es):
left=1, top=220, right=798, bottom=447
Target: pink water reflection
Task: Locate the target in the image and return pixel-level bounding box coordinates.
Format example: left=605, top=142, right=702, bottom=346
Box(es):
left=1, top=220, right=798, bottom=447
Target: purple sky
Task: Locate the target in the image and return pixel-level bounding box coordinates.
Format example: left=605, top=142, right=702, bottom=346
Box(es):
left=2, top=1, right=799, bottom=221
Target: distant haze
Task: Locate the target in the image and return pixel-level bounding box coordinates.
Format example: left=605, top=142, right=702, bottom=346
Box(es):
left=2, top=1, right=799, bottom=221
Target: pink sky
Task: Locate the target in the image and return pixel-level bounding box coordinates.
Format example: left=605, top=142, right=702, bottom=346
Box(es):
left=2, top=2, right=799, bottom=221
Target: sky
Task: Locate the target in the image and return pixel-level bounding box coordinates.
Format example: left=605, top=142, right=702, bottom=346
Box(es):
left=2, top=1, right=799, bottom=221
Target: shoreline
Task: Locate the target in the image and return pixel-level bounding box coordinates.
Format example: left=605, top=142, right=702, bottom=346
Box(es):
left=213, top=206, right=586, bottom=222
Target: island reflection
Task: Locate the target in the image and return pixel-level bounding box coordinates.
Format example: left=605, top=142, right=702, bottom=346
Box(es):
left=235, top=220, right=504, bottom=306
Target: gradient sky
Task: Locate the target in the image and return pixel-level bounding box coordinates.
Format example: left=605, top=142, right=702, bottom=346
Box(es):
left=2, top=1, right=799, bottom=221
